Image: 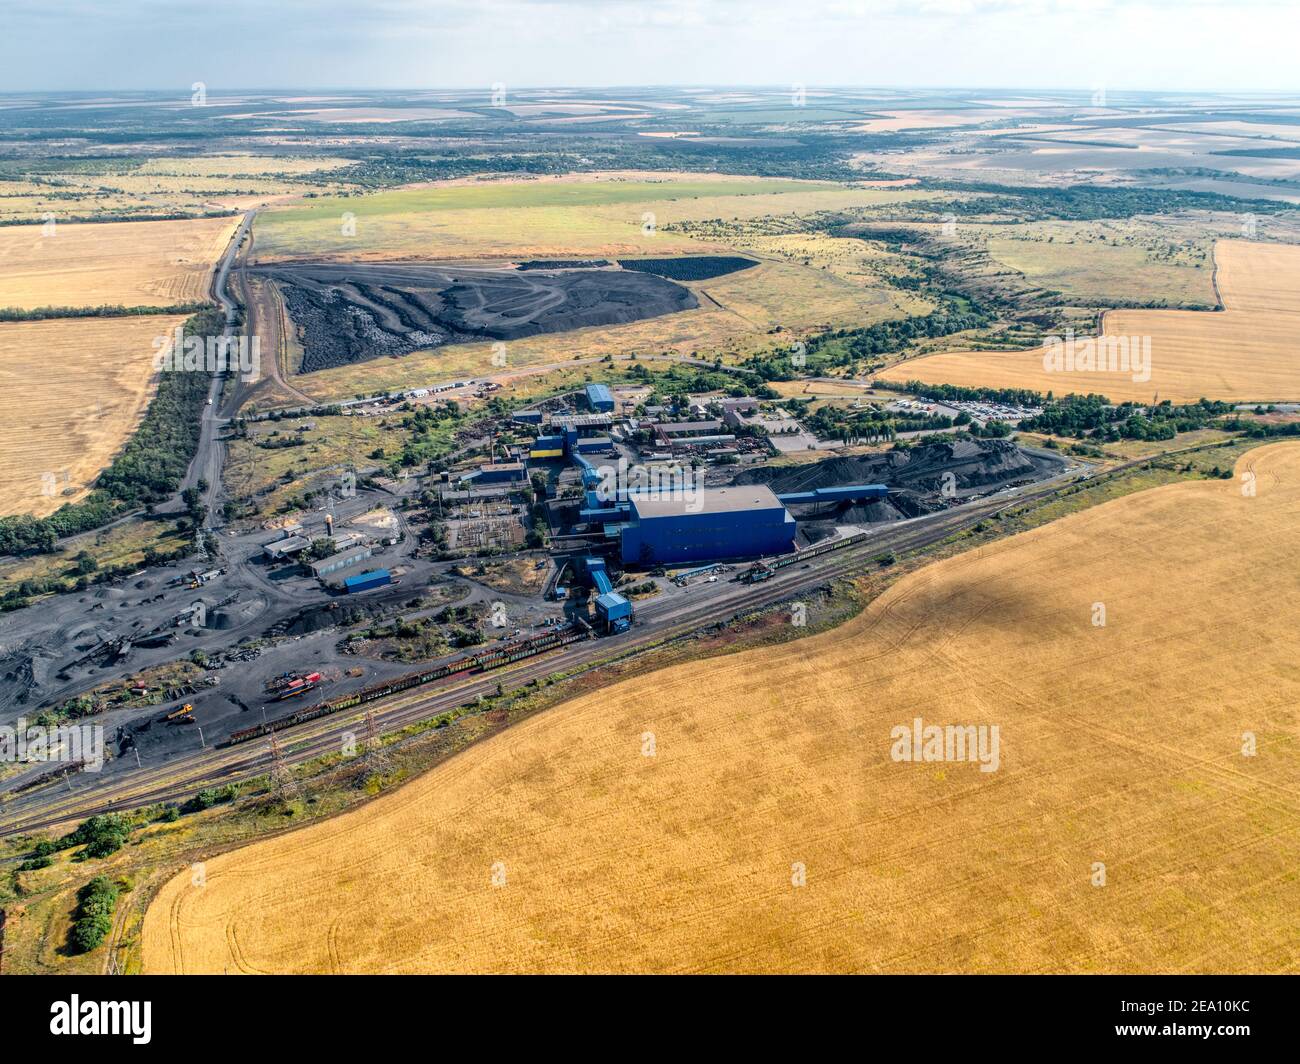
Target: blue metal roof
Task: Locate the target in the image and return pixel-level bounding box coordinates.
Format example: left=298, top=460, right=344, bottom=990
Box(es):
left=595, top=591, right=631, bottom=619
left=343, top=568, right=390, bottom=588
left=776, top=484, right=889, bottom=505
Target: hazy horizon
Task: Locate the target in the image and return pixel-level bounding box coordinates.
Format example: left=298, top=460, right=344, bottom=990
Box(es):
left=4, top=0, right=1298, bottom=95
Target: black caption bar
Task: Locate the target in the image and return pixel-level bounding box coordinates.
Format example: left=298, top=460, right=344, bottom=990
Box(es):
left=3, top=974, right=1291, bottom=1053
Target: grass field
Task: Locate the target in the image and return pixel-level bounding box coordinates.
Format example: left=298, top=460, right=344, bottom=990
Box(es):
left=0, top=315, right=186, bottom=517
left=984, top=221, right=1216, bottom=307
left=250, top=173, right=924, bottom=263
left=0, top=216, right=238, bottom=309
left=879, top=240, right=1300, bottom=402
left=142, top=443, right=1300, bottom=974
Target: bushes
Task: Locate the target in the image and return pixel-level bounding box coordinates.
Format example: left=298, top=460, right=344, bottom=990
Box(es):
left=59, top=813, right=131, bottom=859
left=69, top=876, right=119, bottom=954
left=19, top=854, right=53, bottom=872
left=181, top=784, right=238, bottom=814
left=1021, top=396, right=1234, bottom=442
left=0, top=302, right=206, bottom=323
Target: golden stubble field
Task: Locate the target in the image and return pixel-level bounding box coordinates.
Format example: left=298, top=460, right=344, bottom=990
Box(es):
left=0, top=216, right=238, bottom=309
left=879, top=240, right=1300, bottom=402
left=0, top=316, right=186, bottom=517
left=143, top=444, right=1300, bottom=974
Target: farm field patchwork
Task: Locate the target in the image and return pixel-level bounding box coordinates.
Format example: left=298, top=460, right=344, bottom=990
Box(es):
left=879, top=239, right=1300, bottom=402
left=0, top=315, right=186, bottom=517
left=0, top=216, right=238, bottom=309
left=142, top=443, right=1300, bottom=974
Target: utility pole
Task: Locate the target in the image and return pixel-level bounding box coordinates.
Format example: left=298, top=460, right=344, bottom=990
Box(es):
left=363, top=709, right=388, bottom=774
left=268, top=732, right=299, bottom=803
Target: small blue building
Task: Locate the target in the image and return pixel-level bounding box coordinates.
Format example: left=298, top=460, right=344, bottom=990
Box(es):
left=584, top=383, right=615, bottom=413
left=343, top=569, right=392, bottom=594
left=595, top=591, right=632, bottom=633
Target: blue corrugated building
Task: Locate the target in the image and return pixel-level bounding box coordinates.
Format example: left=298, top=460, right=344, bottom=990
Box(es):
left=619, top=485, right=795, bottom=566
left=580, top=556, right=632, bottom=632
left=776, top=484, right=888, bottom=505
left=585, top=383, right=615, bottom=413
left=595, top=591, right=632, bottom=632
left=343, top=569, right=392, bottom=594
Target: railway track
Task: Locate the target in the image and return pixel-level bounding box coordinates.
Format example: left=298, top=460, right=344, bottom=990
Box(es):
left=0, top=486, right=1056, bottom=837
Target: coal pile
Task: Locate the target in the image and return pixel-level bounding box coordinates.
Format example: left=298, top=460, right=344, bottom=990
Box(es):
left=735, top=439, right=1062, bottom=526
left=255, top=262, right=697, bottom=373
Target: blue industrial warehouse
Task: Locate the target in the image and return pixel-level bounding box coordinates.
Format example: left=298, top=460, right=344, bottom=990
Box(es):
left=584, top=383, right=615, bottom=413
left=343, top=569, right=392, bottom=594
left=619, top=485, right=796, bottom=566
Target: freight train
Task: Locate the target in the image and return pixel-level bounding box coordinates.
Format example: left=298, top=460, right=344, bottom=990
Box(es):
left=227, top=624, right=591, bottom=746
left=739, top=528, right=870, bottom=583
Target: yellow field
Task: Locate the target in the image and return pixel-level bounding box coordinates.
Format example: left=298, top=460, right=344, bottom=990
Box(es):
left=143, top=444, right=1300, bottom=974
left=879, top=240, right=1300, bottom=402
left=0, top=216, right=237, bottom=309
left=0, top=316, right=185, bottom=517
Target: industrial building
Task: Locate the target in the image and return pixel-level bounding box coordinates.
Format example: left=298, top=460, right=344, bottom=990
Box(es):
left=574, top=435, right=612, bottom=454
left=308, top=544, right=373, bottom=579
left=585, top=383, right=615, bottom=413
left=776, top=485, right=888, bottom=506
left=529, top=433, right=566, bottom=460
left=343, top=569, right=392, bottom=594
left=619, top=485, right=796, bottom=566
left=579, top=556, right=631, bottom=632
left=467, top=461, right=526, bottom=485
left=263, top=535, right=312, bottom=561
left=655, top=419, right=722, bottom=445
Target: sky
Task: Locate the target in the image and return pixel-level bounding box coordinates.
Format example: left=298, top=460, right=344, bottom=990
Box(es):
left=2, top=0, right=1298, bottom=95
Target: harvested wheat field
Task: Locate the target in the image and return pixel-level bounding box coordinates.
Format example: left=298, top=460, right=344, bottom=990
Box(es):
left=0, top=316, right=184, bottom=517
left=0, top=216, right=237, bottom=309
left=879, top=240, right=1300, bottom=402
left=143, top=444, right=1300, bottom=974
